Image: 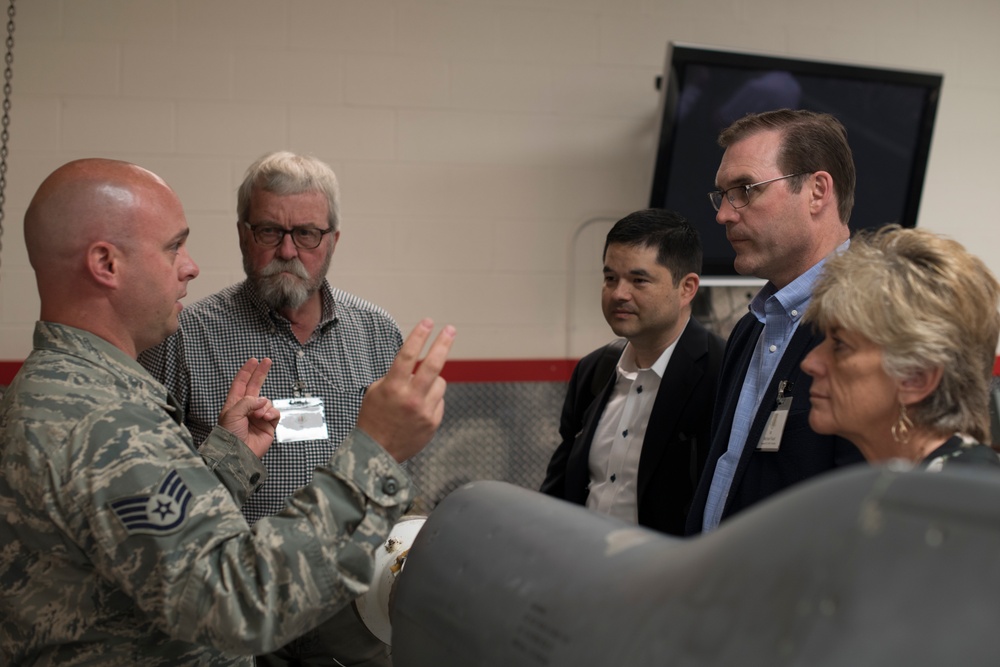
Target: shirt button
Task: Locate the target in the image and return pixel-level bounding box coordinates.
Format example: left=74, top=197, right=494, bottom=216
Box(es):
left=769, top=344, right=777, bottom=353
left=249, top=473, right=260, bottom=485
left=791, top=309, right=799, bottom=318
left=382, top=477, right=399, bottom=495
left=297, top=350, right=305, bottom=358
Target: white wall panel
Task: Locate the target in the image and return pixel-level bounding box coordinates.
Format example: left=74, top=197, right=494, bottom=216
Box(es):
left=0, top=0, right=996, bottom=362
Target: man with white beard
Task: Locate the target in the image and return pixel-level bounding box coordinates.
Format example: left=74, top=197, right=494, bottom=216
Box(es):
left=140, top=151, right=402, bottom=666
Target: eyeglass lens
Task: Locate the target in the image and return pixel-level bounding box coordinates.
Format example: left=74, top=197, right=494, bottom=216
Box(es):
left=709, top=186, right=749, bottom=211
left=253, top=226, right=325, bottom=249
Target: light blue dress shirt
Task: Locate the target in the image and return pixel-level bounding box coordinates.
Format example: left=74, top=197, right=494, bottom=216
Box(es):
left=701, top=244, right=847, bottom=532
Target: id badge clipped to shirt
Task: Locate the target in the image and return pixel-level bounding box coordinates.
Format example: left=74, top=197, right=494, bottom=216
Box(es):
left=273, top=397, right=330, bottom=443
left=757, top=380, right=792, bottom=452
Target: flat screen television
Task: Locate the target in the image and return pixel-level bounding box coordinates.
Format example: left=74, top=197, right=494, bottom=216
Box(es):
left=649, top=43, right=943, bottom=282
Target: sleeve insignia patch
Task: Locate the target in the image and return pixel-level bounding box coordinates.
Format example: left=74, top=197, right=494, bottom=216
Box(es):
left=110, top=469, right=193, bottom=535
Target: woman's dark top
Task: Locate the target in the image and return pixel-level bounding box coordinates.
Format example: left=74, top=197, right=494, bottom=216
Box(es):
left=921, top=436, right=1000, bottom=471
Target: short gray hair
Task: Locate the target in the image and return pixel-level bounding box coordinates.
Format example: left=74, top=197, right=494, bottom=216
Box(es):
left=237, top=151, right=340, bottom=232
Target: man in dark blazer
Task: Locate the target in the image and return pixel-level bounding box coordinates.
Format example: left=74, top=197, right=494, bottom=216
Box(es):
left=541, top=209, right=724, bottom=536
left=686, top=109, right=865, bottom=536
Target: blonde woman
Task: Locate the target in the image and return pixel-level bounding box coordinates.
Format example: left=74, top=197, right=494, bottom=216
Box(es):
left=801, top=225, right=1000, bottom=468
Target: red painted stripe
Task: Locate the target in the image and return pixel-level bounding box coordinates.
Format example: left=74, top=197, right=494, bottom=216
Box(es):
left=0, top=359, right=580, bottom=386
left=7, top=356, right=1000, bottom=386
left=0, top=361, right=19, bottom=387
left=440, top=359, right=577, bottom=383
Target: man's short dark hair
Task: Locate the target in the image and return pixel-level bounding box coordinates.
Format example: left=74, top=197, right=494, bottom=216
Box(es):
left=603, top=209, right=702, bottom=285
left=718, top=108, right=856, bottom=224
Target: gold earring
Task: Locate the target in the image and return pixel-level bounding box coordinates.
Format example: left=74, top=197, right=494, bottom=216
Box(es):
left=891, top=402, right=913, bottom=444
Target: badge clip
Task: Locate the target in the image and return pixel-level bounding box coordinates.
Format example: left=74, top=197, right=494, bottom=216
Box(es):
left=757, top=380, right=793, bottom=452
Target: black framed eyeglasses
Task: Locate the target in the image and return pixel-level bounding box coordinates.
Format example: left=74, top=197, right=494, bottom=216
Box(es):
left=241, top=221, right=333, bottom=249
left=708, top=173, right=808, bottom=211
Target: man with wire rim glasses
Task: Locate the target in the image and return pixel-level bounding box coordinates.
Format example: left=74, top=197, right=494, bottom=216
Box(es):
left=140, top=151, right=402, bottom=666
left=685, top=109, right=866, bottom=536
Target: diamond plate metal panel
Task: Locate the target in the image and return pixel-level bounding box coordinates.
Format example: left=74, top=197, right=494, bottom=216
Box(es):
left=405, top=382, right=566, bottom=514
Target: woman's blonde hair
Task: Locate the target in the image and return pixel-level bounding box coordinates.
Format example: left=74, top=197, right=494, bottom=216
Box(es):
left=806, top=225, right=1000, bottom=442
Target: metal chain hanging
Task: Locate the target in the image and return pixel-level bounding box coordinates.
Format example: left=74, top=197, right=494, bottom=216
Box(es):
left=0, top=0, right=14, bottom=280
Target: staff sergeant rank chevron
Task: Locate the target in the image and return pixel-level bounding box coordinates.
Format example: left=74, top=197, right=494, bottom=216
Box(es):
left=111, top=470, right=192, bottom=535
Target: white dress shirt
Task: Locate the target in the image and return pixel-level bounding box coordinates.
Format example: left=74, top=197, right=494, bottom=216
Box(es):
left=586, top=330, right=682, bottom=523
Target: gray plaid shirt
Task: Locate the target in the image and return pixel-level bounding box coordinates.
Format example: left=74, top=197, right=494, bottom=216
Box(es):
left=140, top=279, right=402, bottom=523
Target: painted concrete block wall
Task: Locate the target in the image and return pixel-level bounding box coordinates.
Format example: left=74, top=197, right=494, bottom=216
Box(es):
left=0, top=0, right=998, bottom=362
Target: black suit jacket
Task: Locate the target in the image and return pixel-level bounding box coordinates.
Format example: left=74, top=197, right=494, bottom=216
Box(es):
left=684, top=313, right=865, bottom=535
left=540, top=318, right=725, bottom=536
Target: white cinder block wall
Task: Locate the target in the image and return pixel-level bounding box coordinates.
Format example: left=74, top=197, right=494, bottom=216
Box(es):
left=1, top=0, right=998, bottom=362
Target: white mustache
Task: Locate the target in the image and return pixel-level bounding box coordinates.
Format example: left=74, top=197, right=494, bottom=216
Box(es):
left=260, top=258, right=309, bottom=281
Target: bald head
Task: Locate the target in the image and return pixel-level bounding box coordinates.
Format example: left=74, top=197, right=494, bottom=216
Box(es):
left=25, top=159, right=172, bottom=272
left=24, top=158, right=199, bottom=357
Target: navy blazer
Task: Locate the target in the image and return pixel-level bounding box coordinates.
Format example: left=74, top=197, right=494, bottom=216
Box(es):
left=685, top=314, right=865, bottom=535
left=541, top=318, right=724, bottom=536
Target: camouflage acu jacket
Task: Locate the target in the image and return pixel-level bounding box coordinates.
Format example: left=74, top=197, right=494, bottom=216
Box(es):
left=0, top=322, right=412, bottom=665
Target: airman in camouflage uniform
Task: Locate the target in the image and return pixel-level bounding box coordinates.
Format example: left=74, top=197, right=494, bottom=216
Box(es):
left=0, top=158, right=453, bottom=665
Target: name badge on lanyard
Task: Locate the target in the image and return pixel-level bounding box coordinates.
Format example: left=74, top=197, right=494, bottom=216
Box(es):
left=757, top=380, right=792, bottom=452
left=273, top=397, right=329, bottom=443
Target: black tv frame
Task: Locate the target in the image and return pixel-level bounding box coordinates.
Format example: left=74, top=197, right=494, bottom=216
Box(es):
left=649, top=42, right=943, bottom=281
